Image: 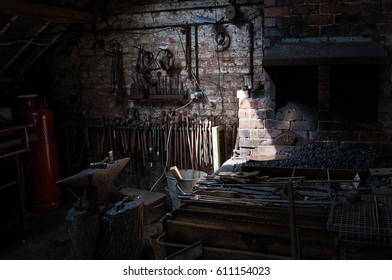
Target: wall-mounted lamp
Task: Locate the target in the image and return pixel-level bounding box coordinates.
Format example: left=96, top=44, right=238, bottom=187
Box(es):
left=243, top=74, right=252, bottom=90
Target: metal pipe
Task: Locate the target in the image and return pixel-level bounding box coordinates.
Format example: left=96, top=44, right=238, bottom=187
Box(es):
left=287, top=181, right=299, bottom=259
left=194, top=25, right=200, bottom=88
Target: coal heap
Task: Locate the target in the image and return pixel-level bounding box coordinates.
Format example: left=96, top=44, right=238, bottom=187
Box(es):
left=240, top=143, right=392, bottom=170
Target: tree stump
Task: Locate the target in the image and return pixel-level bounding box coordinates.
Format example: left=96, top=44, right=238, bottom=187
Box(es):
left=67, top=195, right=144, bottom=259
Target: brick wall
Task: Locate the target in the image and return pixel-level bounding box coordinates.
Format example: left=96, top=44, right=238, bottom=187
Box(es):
left=48, top=0, right=392, bottom=162
left=264, top=0, right=392, bottom=47
left=82, top=2, right=263, bottom=156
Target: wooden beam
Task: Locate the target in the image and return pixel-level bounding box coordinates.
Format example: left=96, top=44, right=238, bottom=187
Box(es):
left=0, top=22, right=50, bottom=75
left=109, top=0, right=262, bottom=15
left=0, top=15, right=18, bottom=35
left=15, top=24, right=68, bottom=77
left=0, top=0, right=93, bottom=24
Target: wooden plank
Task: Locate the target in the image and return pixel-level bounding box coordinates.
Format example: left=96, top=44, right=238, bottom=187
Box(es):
left=166, top=241, right=203, bottom=260
left=109, top=0, right=262, bottom=15
left=0, top=0, right=93, bottom=23
left=0, top=22, right=50, bottom=75
left=0, top=15, right=18, bottom=35
left=212, top=124, right=226, bottom=172
left=15, top=24, right=68, bottom=77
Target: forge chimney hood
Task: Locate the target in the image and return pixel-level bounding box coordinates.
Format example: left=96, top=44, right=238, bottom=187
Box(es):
left=263, top=41, right=389, bottom=67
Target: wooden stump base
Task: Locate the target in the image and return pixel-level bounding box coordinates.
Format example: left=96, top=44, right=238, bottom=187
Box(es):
left=66, top=195, right=144, bottom=259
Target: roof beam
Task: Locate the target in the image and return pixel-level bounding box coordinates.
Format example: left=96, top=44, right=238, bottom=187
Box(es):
left=0, top=22, right=50, bottom=75
left=0, top=0, right=93, bottom=24
left=15, top=24, right=68, bottom=77
left=0, top=15, right=18, bottom=35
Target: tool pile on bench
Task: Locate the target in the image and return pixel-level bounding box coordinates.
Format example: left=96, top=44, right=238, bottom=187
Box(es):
left=156, top=166, right=392, bottom=259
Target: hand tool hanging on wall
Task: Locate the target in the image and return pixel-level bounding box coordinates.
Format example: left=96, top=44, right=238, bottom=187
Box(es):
left=110, top=40, right=123, bottom=96
left=64, top=111, right=217, bottom=175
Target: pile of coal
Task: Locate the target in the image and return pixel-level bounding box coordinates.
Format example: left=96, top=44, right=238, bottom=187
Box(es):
left=238, top=142, right=392, bottom=170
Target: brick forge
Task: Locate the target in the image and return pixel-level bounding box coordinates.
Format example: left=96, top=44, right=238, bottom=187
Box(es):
left=237, top=0, right=392, bottom=159
left=238, top=63, right=391, bottom=159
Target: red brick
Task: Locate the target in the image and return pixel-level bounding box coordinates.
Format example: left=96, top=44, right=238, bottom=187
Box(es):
left=265, top=17, right=277, bottom=27
left=277, top=0, right=303, bottom=6
left=239, top=119, right=264, bottom=129
left=237, top=129, right=250, bottom=138
left=239, top=98, right=271, bottom=109
left=239, top=148, right=252, bottom=157
left=366, top=13, right=392, bottom=24
left=307, top=14, right=334, bottom=25
left=291, top=25, right=320, bottom=36
left=335, top=24, right=351, bottom=35
left=383, top=1, right=392, bottom=12
left=347, top=3, right=380, bottom=14
left=264, top=6, right=291, bottom=17
left=249, top=109, right=268, bottom=119
left=380, top=24, right=392, bottom=34
left=239, top=138, right=264, bottom=148
left=320, top=3, right=347, bottom=14
left=238, top=109, right=249, bottom=119
left=276, top=108, right=302, bottom=121
left=292, top=4, right=319, bottom=15
left=264, top=0, right=277, bottom=8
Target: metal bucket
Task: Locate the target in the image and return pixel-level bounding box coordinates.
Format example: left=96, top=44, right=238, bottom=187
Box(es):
left=166, top=169, right=207, bottom=209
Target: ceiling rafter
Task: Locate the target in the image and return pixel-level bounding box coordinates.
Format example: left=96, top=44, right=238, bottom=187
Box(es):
left=0, top=15, right=18, bottom=35
left=0, top=0, right=93, bottom=24
left=14, top=24, right=69, bottom=77
left=0, top=22, right=51, bottom=75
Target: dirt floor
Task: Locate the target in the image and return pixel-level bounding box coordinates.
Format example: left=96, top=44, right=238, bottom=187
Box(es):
left=0, top=191, right=163, bottom=260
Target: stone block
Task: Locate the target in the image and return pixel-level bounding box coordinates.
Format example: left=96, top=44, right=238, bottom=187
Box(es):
left=320, top=3, right=348, bottom=14
left=240, top=148, right=252, bottom=157
left=292, top=4, right=319, bottom=15
left=307, top=14, right=334, bottom=25
left=238, top=109, right=249, bottom=119
left=238, top=119, right=264, bottom=129
left=276, top=108, right=302, bottom=121
left=265, top=119, right=290, bottom=130
left=237, top=128, right=251, bottom=138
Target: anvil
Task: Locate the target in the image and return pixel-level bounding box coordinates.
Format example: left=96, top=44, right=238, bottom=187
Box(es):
left=57, top=157, right=130, bottom=212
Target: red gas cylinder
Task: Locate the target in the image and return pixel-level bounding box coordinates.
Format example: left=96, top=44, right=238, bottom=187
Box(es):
left=15, top=95, right=62, bottom=211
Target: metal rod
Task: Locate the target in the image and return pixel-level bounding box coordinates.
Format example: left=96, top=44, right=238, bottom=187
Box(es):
left=194, top=25, right=200, bottom=88
left=287, top=181, right=299, bottom=259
